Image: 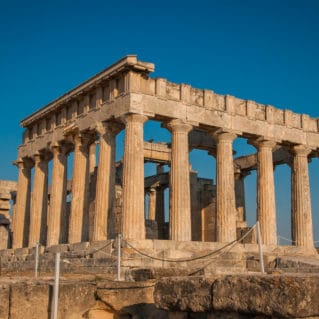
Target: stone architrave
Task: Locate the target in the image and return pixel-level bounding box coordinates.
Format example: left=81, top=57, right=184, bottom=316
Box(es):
left=291, top=145, right=314, bottom=249
left=121, top=114, right=148, bottom=240
left=69, top=132, right=91, bottom=243
left=212, top=131, right=237, bottom=243
left=47, top=145, right=67, bottom=246
left=12, top=158, right=32, bottom=248
left=254, top=139, right=277, bottom=245
left=93, top=122, right=122, bottom=241
left=167, top=119, right=192, bottom=241
left=29, top=153, right=48, bottom=247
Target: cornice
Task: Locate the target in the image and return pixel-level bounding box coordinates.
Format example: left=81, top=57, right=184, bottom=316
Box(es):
left=20, top=55, right=154, bottom=128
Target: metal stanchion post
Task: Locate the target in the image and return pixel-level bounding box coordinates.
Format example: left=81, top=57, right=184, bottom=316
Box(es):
left=35, top=242, right=39, bottom=279
left=256, top=221, right=265, bottom=274
left=117, top=234, right=122, bottom=281
left=52, top=252, right=60, bottom=319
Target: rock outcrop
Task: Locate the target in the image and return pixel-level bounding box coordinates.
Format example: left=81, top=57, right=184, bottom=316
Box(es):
left=154, top=275, right=319, bottom=318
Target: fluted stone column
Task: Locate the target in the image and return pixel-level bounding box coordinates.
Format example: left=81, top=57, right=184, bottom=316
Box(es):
left=69, top=133, right=90, bottom=243
left=47, top=145, right=67, bottom=246
left=29, top=153, right=48, bottom=247
left=253, top=139, right=277, bottom=245
left=148, top=188, right=156, bottom=220
left=235, top=170, right=248, bottom=227
left=93, top=122, right=121, bottom=241
left=167, top=119, right=192, bottom=241
left=12, top=158, right=32, bottom=248
left=122, top=114, right=148, bottom=239
left=291, top=145, right=314, bottom=249
left=155, top=164, right=166, bottom=238
left=212, top=131, right=237, bottom=242
left=155, top=186, right=166, bottom=239
left=89, top=141, right=97, bottom=175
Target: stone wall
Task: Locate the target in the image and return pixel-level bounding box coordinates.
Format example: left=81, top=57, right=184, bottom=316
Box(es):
left=1, top=274, right=319, bottom=319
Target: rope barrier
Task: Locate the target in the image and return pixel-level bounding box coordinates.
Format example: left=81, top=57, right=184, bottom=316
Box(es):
left=278, top=235, right=319, bottom=244
left=123, top=224, right=256, bottom=263
left=277, top=235, right=293, bottom=243
left=187, top=225, right=258, bottom=275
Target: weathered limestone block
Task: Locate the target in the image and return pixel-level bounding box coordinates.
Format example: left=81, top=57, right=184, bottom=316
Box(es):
left=96, top=281, right=155, bottom=311
left=0, top=284, right=9, bottom=319
left=154, top=277, right=213, bottom=312
left=84, top=300, right=116, bottom=319
left=58, top=283, right=96, bottom=319
left=212, top=275, right=319, bottom=318
left=10, top=283, right=50, bottom=319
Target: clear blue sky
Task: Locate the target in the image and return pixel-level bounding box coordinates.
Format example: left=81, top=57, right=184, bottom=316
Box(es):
left=1, top=0, right=319, bottom=242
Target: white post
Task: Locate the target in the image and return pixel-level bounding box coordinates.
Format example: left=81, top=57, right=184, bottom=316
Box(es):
left=117, top=234, right=122, bottom=281
left=52, top=252, right=60, bottom=319
left=35, top=242, right=39, bottom=279
left=256, top=221, right=265, bottom=274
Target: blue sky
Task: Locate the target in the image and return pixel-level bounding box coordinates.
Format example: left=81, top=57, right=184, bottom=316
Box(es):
left=1, top=0, right=319, bottom=242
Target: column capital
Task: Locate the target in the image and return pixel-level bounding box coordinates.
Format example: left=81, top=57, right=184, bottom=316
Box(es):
left=96, top=121, right=124, bottom=136
left=14, top=157, right=34, bottom=169
left=292, top=144, right=312, bottom=157
left=13, top=158, right=24, bottom=169
left=234, top=169, right=250, bottom=180
left=33, top=152, right=42, bottom=165
left=72, top=131, right=94, bottom=153
left=33, top=150, right=51, bottom=164
left=51, top=142, right=70, bottom=156
left=165, top=119, right=192, bottom=133
left=249, top=137, right=276, bottom=150
left=210, top=130, right=237, bottom=143
left=121, top=113, right=148, bottom=125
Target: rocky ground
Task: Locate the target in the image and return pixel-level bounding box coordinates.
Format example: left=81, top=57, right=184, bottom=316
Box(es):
left=1, top=272, right=319, bottom=319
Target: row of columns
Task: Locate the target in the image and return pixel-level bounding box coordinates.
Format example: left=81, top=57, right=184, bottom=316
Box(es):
left=12, top=113, right=315, bottom=250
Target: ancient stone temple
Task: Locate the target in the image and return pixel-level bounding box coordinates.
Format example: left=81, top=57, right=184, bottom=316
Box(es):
left=11, top=55, right=317, bottom=250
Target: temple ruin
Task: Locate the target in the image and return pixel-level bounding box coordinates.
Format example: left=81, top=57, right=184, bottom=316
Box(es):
left=7, top=55, right=318, bottom=251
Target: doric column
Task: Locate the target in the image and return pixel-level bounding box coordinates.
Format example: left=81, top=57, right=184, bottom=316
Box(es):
left=122, top=114, right=148, bottom=239
left=212, top=131, right=237, bottom=242
left=291, top=145, right=314, bottom=249
left=89, top=141, right=97, bottom=175
left=167, top=119, right=192, bottom=241
left=255, top=139, right=277, bottom=245
left=234, top=170, right=249, bottom=228
left=29, top=153, right=48, bottom=247
left=155, top=164, right=166, bottom=239
left=69, top=132, right=90, bottom=243
left=93, top=122, right=122, bottom=241
left=148, top=188, right=156, bottom=220
left=47, top=144, right=67, bottom=246
left=155, top=186, right=166, bottom=239
left=12, top=158, right=32, bottom=248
